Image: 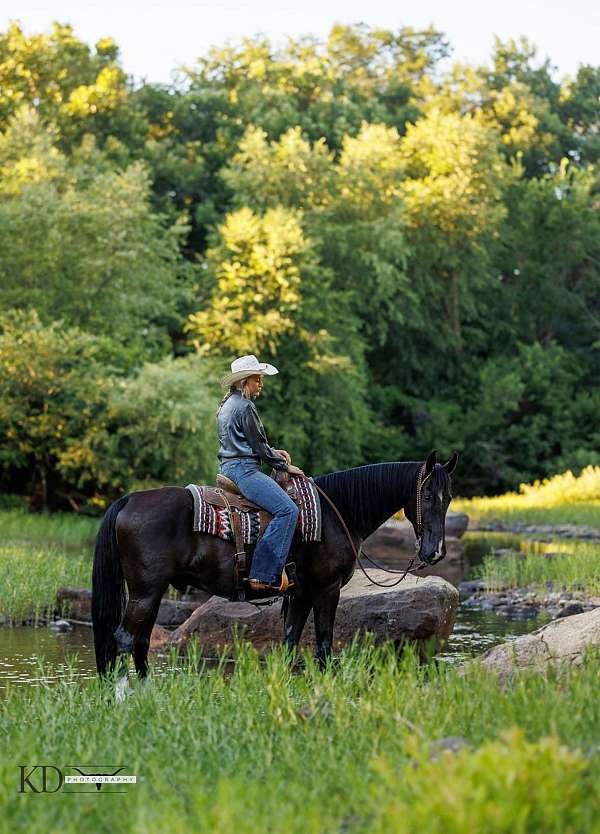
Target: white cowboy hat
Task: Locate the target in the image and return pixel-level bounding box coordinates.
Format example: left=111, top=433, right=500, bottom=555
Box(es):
left=220, top=354, right=279, bottom=387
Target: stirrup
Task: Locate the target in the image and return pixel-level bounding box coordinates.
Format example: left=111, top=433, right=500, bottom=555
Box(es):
left=248, top=568, right=294, bottom=594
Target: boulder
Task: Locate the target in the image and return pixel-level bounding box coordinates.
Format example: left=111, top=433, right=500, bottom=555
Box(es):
left=363, top=512, right=468, bottom=554
left=362, top=525, right=467, bottom=588
left=149, top=569, right=458, bottom=656
left=481, top=607, right=600, bottom=677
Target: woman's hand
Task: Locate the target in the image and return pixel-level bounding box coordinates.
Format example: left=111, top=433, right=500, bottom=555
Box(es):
left=286, top=464, right=305, bottom=476
left=274, top=449, right=291, bottom=465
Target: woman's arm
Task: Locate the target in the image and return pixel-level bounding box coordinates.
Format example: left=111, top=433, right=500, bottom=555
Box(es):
left=241, top=403, right=289, bottom=470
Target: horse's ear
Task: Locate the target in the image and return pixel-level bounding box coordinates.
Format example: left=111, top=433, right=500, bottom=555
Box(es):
left=443, top=452, right=459, bottom=475
left=425, top=449, right=437, bottom=477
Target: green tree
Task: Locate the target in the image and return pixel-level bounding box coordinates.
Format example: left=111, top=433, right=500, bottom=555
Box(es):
left=0, top=110, right=193, bottom=359
left=82, top=354, right=222, bottom=493
left=0, top=311, right=114, bottom=508
left=0, top=21, right=146, bottom=151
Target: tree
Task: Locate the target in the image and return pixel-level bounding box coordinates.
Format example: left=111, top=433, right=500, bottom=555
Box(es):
left=0, top=311, right=114, bottom=508
left=81, top=354, right=222, bottom=494
left=0, top=109, right=193, bottom=359
left=0, top=21, right=146, bottom=152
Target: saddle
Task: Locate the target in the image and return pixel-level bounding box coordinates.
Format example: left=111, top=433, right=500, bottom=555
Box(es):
left=201, top=470, right=301, bottom=600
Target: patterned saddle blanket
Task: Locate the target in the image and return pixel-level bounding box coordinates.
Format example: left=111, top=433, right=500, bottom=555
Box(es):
left=186, top=475, right=322, bottom=545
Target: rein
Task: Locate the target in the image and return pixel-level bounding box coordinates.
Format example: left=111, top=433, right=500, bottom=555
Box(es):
left=312, top=462, right=430, bottom=589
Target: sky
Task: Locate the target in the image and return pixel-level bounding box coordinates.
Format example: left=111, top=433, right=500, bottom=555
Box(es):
left=2, top=0, right=598, bottom=84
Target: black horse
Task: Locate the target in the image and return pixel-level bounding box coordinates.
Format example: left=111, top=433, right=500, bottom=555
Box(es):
left=92, top=450, right=457, bottom=677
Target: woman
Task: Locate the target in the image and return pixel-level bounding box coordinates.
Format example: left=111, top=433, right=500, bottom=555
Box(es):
left=216, top=354, right=304, bottom=593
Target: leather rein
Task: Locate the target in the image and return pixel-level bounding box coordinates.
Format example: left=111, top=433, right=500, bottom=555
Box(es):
left=312, top=462, right=434, bottom=589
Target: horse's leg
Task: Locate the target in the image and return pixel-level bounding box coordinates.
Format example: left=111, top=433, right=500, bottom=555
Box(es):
left=312, top=584, right=341, bottom=669
left=116, top=583, right=169, bottom=681
left=283, top=594, right=313, bottom=653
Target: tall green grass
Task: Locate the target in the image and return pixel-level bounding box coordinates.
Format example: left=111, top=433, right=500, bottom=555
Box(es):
left=0, top=544, right=91, bottom=623
left=0, top=509, right=96, bottom=621
left=454, top=465, right=600, bottom=529
left=1, top=641, right=599, bottom=833
left=0, top=508, right=98, bottom=550
left=478, top=540, right=600, bottom=593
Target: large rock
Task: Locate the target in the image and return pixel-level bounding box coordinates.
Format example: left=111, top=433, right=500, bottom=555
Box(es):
left=364, top=512, right=468, bottom=553
left=150, top=569, right=458, bottom=655
left=481, top=607, right=600, bottom=677
left=363, top=523, right=468, bottom=587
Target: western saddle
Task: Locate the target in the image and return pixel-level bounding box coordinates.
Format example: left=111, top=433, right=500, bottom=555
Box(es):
left=202, top=470, right=300, bottom=600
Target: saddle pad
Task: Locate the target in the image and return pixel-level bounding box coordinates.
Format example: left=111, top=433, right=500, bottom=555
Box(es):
left=186, top=475, right=321, bottom=544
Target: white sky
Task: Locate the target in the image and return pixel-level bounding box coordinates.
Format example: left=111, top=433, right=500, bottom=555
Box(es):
left=2, top=0, right=598, bottom=84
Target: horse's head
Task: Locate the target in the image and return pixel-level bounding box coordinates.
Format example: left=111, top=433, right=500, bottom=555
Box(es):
left=404, top=450, right=458, bottom=565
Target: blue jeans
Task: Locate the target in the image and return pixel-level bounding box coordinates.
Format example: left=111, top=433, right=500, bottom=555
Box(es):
left=218, top=458, right=299, bottom=584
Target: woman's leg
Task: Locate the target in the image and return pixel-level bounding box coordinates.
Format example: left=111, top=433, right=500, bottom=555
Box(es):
left=235, top=468, right=299, bottom=585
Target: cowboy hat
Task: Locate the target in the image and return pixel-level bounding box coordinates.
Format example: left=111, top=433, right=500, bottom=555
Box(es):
left=220, top=354, right=279, bottom=387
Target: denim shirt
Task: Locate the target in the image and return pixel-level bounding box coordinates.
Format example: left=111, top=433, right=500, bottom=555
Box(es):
left=216, top=391, right=288, bottom=470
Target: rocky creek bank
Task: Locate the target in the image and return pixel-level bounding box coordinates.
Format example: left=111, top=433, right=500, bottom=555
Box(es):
left=471, top=521, right=600, bottom=540
left=459, top=579, right=600, bottom=621
left=481, top=606, right=600, bottom=677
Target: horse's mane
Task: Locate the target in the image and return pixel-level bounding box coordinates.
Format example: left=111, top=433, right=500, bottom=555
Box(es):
left=313, top=461, right=420, bottom=535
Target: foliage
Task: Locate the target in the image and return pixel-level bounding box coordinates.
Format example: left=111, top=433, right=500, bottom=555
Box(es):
left=2, top=642, right=600, bottom=832
left=0, top=110, right=193, bottom=358
left=455, top=465, right=600, bottom=529
left=188, top=206, right=311, bottom=355
left=84, top=353, right=222, bottom=493
left=0, top=310, right=115, bottom=507
left=0, top=20, right=599, bottom=502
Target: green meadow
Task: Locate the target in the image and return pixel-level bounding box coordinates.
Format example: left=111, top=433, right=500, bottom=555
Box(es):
left=2, top=642, right=600, bottom=834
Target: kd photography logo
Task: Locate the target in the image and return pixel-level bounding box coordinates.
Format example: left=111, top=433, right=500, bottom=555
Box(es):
left=18, top=765, right=137, bottom=794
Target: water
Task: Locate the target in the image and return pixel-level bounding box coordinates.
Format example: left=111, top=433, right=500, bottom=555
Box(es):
left=0, top=624, right=187, bottom=690
left=440, top=606, right=551, bottom=664
left=0, top=624, right=97, bottom=689
left=0, top=532, right=564, bottom=686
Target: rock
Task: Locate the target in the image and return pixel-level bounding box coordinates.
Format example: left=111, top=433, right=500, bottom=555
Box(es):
left=150, top=625, right=172, bottom=651
left=56, top=588, right=92, bottom=620
left=362, top=522, right=467, bottom=587
left=493, top=548, right=520, bottom=558
left=150, top=570, right=458, bottom=656
left=428, top=736, right=471, bottom=760
left=472, top=522, right=600, bottom=541
left=481, top=607, right=600, bottom=677
left=156, top=598, right=203, bottom=627
left=556, top=602, right=585, bottom=619
left=458, top=579, right=486, bottom=598
left=49, top=618, right=72, bottom=632
left=56, top=587, right=205, bottom=627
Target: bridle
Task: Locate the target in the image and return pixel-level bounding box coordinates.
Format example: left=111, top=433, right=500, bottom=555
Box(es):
left=312, top=461, right=442, bottom=589
left=413, top=461, right=429, bottom=555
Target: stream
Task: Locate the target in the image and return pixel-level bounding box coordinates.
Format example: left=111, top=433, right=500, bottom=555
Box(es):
left=0, top=531, right=570, bottom=686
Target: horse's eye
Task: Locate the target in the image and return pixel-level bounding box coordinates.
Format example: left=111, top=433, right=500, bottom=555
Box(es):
left=424, top=494, right=432, bottom=502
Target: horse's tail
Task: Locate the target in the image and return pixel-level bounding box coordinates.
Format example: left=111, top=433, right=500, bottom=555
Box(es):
left=91, top=495, right=130, bottom=675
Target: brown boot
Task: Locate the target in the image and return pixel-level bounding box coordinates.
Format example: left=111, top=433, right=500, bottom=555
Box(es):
left=248, top=568, right=293, bottom=594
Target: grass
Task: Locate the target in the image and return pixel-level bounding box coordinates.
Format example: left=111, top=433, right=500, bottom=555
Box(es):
left=1, top=640, right=600, bottom=833
left=0, top=544, right=92, bottom=623
left=0, top=509, right=97, bottom=622
left=477, top=539, right=600, bottom=594
left=0, top=507, right=99, bottom=551
left=454, top=466, right=600, bottom=530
